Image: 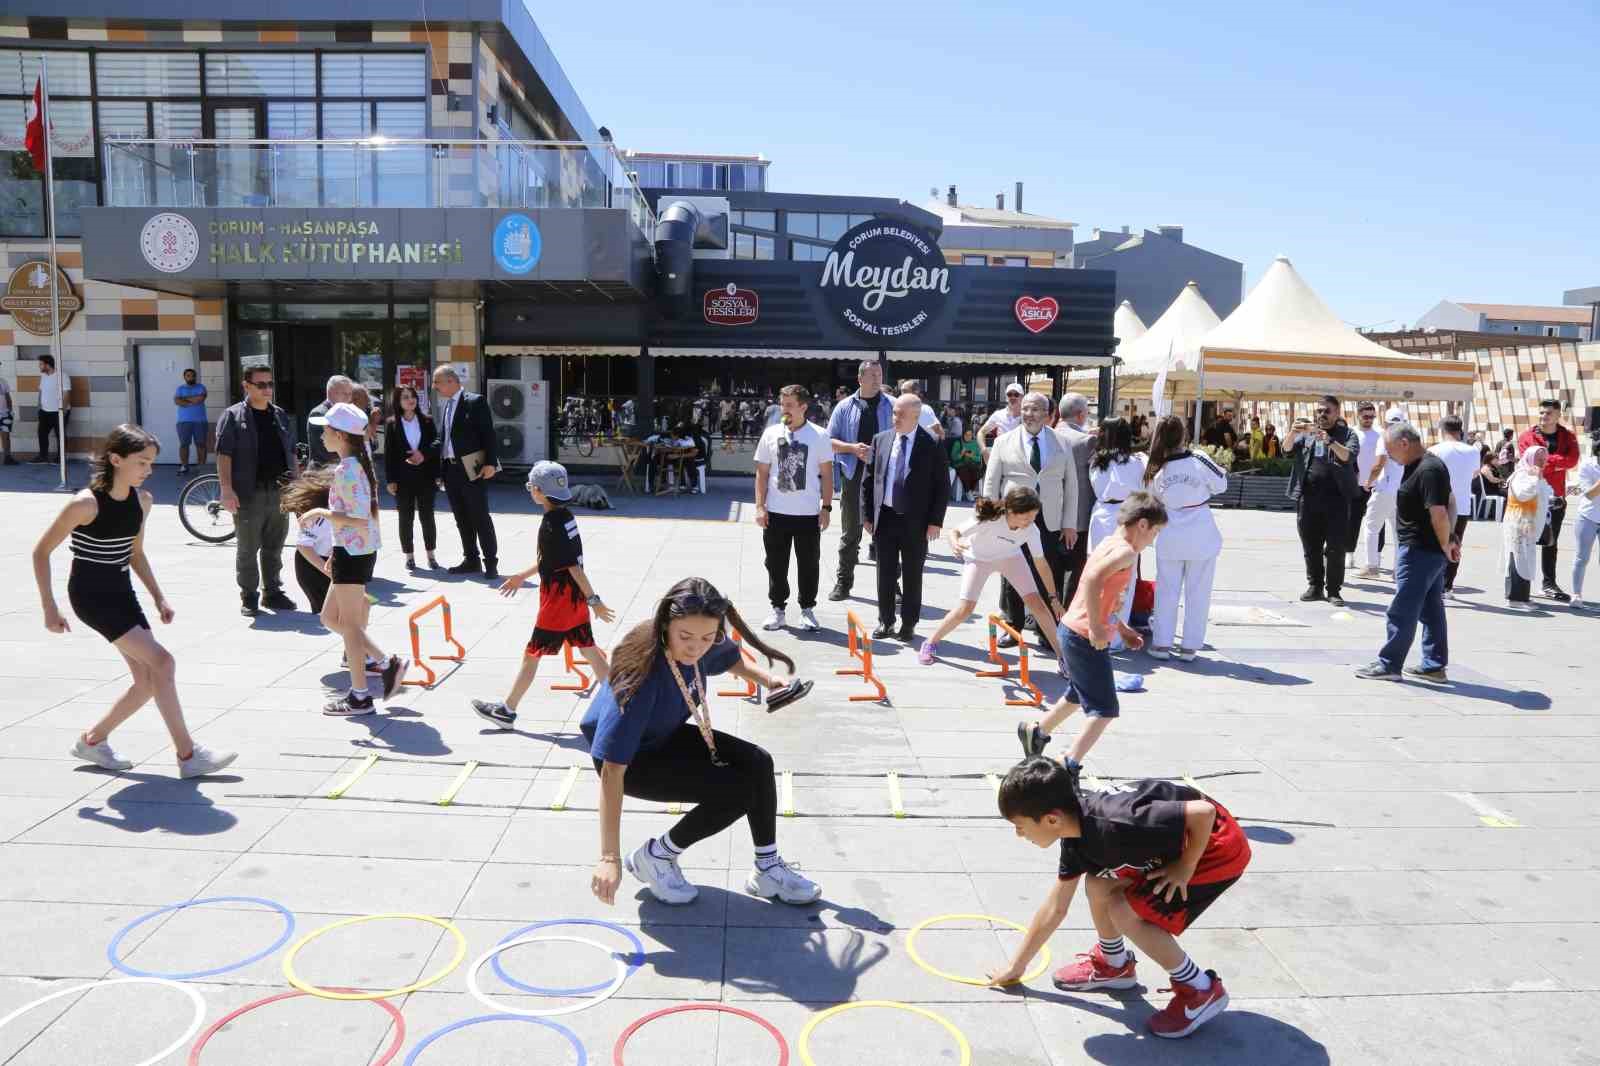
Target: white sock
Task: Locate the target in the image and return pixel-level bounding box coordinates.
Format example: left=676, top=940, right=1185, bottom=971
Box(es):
left=649, top=834, right=683, bottom=861
left=754, top=844, right=781, bottom=871
left=349, top=687, right=370, bottom=700
left=1097, top=936, right=1129, bottom=965
left=1167, top=955, right=1212, bottom=991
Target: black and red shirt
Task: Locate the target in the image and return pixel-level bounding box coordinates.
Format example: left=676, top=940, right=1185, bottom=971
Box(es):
left=1058, top=779, right=1249, bottom=886
left=537, top=506, right=584, bottom=604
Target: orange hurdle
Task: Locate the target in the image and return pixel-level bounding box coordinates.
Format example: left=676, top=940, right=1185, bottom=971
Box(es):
left=977, top=614, right=1043, bottom=707
left=402, top=595, right=467, bottom=688
left=550, top=642, right=594, bottom=693
left=717, top=630, right=760, bottom=700
left=836, top=610, right=889, bottom=703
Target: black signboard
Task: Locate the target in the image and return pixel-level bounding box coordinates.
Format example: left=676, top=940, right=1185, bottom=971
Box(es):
left=817, top=219, right=950, bottom=339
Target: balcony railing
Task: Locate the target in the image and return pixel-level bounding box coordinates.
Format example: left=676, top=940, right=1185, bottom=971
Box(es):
left=102, top=138, right=655, bottom=237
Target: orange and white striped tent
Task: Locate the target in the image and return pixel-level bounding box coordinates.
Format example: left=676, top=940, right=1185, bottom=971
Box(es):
left=1198, top=256, right=1475, bottom=402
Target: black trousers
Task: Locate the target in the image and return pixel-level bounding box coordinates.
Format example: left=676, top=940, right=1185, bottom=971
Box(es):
left=1542, top=497, right=1567, bottom=585
left=1001, top=513, right=1067, bottom=630
left=1347, top=487, right=1372, bottom=556
left=873, top=507, right=928, bottom=631
left=443, top=460, right=497, bottom=566
left=38, top=410, right=67, bottom=457
left=764, top=511, right=821, bottom=610
left=1443, top=514, right=1471, bottom=589
left=1061, top=527, right=1090, bottom=608
left=394, top=477, right=438, bottom=555
left=1506, top=553, right=1533, bottom=602
left=1297, top=491, right=1350, bottom=595
left=611, top=726, right=777, bottom=849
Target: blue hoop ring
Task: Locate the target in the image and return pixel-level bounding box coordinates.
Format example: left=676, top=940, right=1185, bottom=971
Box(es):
left=107, top=896, right=296, bottom=981
left=402, top=1014, right=586, bottom=1066
left=490, top=918, right=645, bottom=997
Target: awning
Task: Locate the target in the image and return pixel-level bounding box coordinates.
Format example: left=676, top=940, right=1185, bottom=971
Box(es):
left=888, top=351, right=1115, bottom=367
left=1199, top=348, right=1475, bottom=401
left=485, top=345, right=639, bottom=357
left=650, top=347, right=869, bottom=360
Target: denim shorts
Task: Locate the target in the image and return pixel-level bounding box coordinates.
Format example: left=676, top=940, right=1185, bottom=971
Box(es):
left=1059, top=625, right=1119, bottom=718
left=176, top=421, right=206, bottom=447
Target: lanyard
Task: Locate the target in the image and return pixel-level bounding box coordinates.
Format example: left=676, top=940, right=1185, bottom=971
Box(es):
left=668, top=658, right=727, bottom=766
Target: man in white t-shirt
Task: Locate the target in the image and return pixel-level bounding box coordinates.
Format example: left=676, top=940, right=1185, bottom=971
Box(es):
left=33, top=354, right=70, bottom=464
left=754, top=384, right=833, bottom=632
left=1428, top=415, right=1481, bottom=597
left=899, top=379, right=944, bottom=441
left=1357, top=407, right=1402, bottom=577
left=1348, top=402, right=1383, bottom=569
left=978, top=383, right=1026, bottom=458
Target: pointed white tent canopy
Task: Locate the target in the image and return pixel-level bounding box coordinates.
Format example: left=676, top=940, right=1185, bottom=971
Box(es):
left=1113, top=301, right=1147, bottom=345
left=1199, top=256, right=1474, bottom=401
left=1070, top=283, right=1218, bottom=401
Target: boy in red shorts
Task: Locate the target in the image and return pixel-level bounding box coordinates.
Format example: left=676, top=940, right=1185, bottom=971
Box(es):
left=471, top=461, right=614, bottom=728
left=988, top=756, right=1251, bottom=1040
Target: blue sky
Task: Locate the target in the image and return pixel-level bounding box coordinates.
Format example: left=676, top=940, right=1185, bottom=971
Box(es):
left=529, top=0, right=1597, bottom=329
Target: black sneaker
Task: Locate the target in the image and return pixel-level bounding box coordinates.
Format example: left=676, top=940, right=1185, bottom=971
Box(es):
left=997, top=631, right=1019, bottom=648
left=449, top=559, right=483, bottom=575
left=1017, top=721, right=1052, bottom=758
left=379, top=655, right=409, bottom=699
left=472, top=699, right=517, bottom=728
left=1327, top=594, right=1346, bottom=608
left=323, top=692, right=376, bottom=717
left=1299, top=588, right=1325, bottom=602
left=1404, top=665, right=1448, bottom=683
left=827, top=582, right=850, bottom=602
left=240, top=596, right=260, bottom=617
left=1355, top=661, right=1401, bottom=680
left=2, top=456, right=17, bottom=465
left=262, top=590, right=297, bottom=611
left=1543, top=584, right=1572, bottom=604
left=484, top=563, right=499, bottom=580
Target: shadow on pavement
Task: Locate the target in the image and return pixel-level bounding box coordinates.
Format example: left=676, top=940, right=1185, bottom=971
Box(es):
left=77, top=773, right=241, bottom=836
left=346, top=707, right=451, bottom=756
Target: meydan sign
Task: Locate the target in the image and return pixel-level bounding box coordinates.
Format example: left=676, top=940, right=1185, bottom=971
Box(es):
left=817, top=219, right=950, bottom=338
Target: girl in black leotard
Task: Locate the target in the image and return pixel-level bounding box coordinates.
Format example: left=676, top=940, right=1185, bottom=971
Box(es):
left=31, top=424, right=236, bottom=779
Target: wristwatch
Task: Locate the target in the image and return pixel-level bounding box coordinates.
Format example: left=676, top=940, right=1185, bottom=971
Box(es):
left=821, top=504, right=833, bottom=511
left=587, top=594, right=604, bottom=605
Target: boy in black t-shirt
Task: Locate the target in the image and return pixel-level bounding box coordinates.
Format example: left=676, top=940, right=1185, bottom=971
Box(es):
left=989, top=757, right=1251, bottom=1040
left=471, top=462, right=615, bottom=728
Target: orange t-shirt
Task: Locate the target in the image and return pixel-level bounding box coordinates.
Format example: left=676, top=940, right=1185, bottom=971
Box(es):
left=1063, top=541, right=1134, bottom=640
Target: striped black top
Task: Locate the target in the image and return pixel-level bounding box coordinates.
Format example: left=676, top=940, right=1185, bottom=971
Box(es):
left=70, top=488, right=143, bottom=569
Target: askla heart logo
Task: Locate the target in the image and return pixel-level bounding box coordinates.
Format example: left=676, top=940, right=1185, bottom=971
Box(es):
left=1014, top=296, right=1059, bottom=333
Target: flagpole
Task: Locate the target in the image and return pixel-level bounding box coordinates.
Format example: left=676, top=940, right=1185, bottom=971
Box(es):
left=39, top=57, right=67, bottom=490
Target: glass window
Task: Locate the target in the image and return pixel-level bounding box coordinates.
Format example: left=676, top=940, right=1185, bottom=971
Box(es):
left=1003, top=256, right=1028, bottom=267
left=374, top=101, right=425, bottom=136
left=321, top=53, right=425, bottom=97
left=699, top=163, right=714, bottom=189
left=755, top=235, right=774, bottom=260
left=236, top=304, right=274, bottom=320
left=746, top=164, right=764, bottom=191
left=730, top=164, right=745, bottom=191
left=787, top=212, right=817, bottom=237
left=321, top=101, right=370, bottom=138
left=97, top=100, right=150, bottom=138
left=278, top=303, right=388, bottom=320
left=962, top=254, right=987, bottom=265
left=740, top=210, right=775, bottom=231
left=268, top=102, right=317, bottom=138
left=204, top=52, right=315, bottom=96
left=714, top=163, right=729, bottom=190
left=393, top=303, right=431, bottom=320
left=94, top=52, right=200, bottom=96
left=664, top=161, right=680, bottom=187
left=236, top=328, right=272, bottom=372
left=152, top=102, right=202, bottom=138
left=734, top=233, right=754, bottom=259
left=848, top=213, right=874, bottom=228
left=0, top=49, right=91, bottom=95
left=817, top=213, right=848, bottom=241
left=0, top=116, right=44, bottom=234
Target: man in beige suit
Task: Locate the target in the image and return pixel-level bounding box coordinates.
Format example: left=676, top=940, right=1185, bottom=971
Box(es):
left=983, top=392, right=1073, bottom=648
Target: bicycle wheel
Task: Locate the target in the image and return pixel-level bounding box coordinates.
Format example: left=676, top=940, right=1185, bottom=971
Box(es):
left=577, top=434, right=595, bottom=458
left=178, top=473, right=237, bottom=544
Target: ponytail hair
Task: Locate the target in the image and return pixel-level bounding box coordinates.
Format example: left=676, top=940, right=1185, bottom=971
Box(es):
left=279, top=465, right=335, bottom=516
left=90, top=424, right=161, bottom=492
left=973, top=485, right=1042, bottom=523
left=1143, top=415, right=1188, bottom=485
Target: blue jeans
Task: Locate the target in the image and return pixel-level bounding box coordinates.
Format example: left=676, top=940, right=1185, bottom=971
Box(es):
left=1379, top=544, right=1448, bottom=672
left=1574, top=517, right=1599, bottom=600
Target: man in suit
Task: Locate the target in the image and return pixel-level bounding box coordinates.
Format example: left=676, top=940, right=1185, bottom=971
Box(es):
left=983, top=392, right=1074, bottom=648
left=1056, top=392, right=1095, bottom=607
left=862, top=393, right=949, bottom=641
left=305, top=374, right=354, bottom=466
left=433, top=366, right=500, bottom=577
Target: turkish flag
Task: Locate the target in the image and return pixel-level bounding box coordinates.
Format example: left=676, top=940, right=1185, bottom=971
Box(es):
left=23, top=77, right=46, bottom=173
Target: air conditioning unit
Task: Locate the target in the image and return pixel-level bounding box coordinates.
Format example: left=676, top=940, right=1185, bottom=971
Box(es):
left=487, top=378, right=549, bottom=467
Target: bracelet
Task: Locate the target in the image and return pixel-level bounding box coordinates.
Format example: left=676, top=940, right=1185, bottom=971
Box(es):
left=599, top=853, right=621, bottom=863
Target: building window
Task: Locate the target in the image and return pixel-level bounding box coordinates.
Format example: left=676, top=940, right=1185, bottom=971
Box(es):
left=1003, top=256, right=1028, bottom=268
left=848, top=212, right=874, bottom=227
left=961, top=254, right=987, bottom=266
left=733, top=209, right=775, bottom=231
left=664, top=161, right=680, bottom=187
left=792, top=241, right=829, bottom=261
left=817, top=213, right=848, bottom=241
left=95, top=52, right=201, bottom=96
left=204, top=52, right=317, bottom=96
left=787, top=211, right=817, bottom=237
left=321, top=53, right=426, bottom=97
left=755, top=235, right=774, bottom=260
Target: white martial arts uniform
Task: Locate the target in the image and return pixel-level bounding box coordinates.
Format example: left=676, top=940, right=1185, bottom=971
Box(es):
left=1088, top=454, right=1149, bottom=624
left=1148, top=450, right=1229, bottom=651
left=1360, top=449, right=1402, bottom=571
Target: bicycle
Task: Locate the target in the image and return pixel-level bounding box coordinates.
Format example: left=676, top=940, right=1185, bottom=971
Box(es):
left=178, top=472, right=236, bottom=543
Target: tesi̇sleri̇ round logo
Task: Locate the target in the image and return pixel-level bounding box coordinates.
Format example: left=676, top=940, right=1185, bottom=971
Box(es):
left=818, top=219, right=949, bottom=338
left=494, top=213, right=542, bottom=274
left=139, top=213, right=201, bottom=274
left=704, top=282, right=760, bottom=326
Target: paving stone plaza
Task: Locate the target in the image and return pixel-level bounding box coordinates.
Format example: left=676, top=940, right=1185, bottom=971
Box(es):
left=0, top=466, right=1594, bottom=1066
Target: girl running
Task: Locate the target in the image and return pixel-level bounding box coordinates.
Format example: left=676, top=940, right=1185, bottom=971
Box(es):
left=1144, top=416, right=1229, bottom=661
left=1088, top=417, right=1148, bottom=634
left=32, top=424, right=235, bottom=778
left=300, top=402, right=407, bottom=714
left=918, top=487, right=1065, bottom=666
left=583, top=577, right=817, bottom=908
left=281, top=467, right=384, bottom=674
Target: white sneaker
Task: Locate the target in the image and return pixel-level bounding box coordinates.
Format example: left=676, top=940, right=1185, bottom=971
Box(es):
left=797, top=608, right=821, bottom=632
left=1357, top=566, right=1381, bottom=578
left=1174, top=647, right=1198, bottom=662
left=746, top=858, right=822, bottom=905
left=624, top=840, right=698, bottom=905
left=71, top=737, right=133, bottom=771
left=1147, top=646, right=1171, bottom=660
left=762, top=609, right=787, bottom=632
left=1572, top=598, right=1588, bottom=611
left=178, top=745, right=238, bottom=779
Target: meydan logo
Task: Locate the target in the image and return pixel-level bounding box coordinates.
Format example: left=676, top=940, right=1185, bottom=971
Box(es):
left=817, top=220, right=950, bottom=338
left=819, top=228, right=950, bottom=311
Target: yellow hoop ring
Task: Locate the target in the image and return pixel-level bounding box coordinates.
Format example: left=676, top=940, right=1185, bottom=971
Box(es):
left=905, top=913, right=1051, bottom=986
left=799, top=1001, right=970, bottom=1066
left=282, top=913, right=467, bottom=1001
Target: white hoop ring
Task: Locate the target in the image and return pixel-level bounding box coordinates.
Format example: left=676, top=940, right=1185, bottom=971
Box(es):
left=0, top=977, right=205, bottom=1066
left=465, top=934, right=629, bottom=1018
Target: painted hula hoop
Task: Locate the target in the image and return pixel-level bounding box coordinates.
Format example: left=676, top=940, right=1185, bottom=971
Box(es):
left=402, top=1014, right=587, bottom=1066
left=798, top=1001, right=970, bottom=1066
left=905, top=913, right=1052, bottom=986
left=614, top=1004, right=789, bottom=1066
left=491, top=918, right=645, bottom=997
left=282, top=913, right=467, bottom=1001
left=107, top=896, right=296, bottom=981
left=0, top=977, right=206, bottom=1066
left=466, top=935, right=628, bottom=1018
left=187, top=988, right=404, bottom=1066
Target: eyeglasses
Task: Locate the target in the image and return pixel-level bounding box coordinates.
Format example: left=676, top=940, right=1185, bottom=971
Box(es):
left=247, top=379, right=275, bottom=389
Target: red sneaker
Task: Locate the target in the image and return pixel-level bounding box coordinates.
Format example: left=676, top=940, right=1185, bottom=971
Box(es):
left=1051, top=945, right=1138, bottom=991
left=1148, top=971, right=1228, bottom=1039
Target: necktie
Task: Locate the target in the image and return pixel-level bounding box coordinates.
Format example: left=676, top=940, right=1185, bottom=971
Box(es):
left=1030, top=433, right=1041, bottom=473
left=893, top=434, right=910, bottom=511
left=443, top=398, right=456, bottom=458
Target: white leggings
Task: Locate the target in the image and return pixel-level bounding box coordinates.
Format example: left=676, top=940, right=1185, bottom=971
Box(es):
left=1574, top=517, right=1599, bottom=599
left=1152, top=555, right=1218, bottom=651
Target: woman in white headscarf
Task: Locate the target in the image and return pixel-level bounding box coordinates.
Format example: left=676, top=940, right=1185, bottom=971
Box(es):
left=1502, top=445, right=1553, bottom=609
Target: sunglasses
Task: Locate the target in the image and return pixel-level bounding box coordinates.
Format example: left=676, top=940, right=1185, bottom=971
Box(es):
left=670, top=593, right=729, bottom=616
left=247, top=379, right=275, bottom=388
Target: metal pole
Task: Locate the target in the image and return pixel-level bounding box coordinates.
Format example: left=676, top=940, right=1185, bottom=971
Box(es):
left=41, top=57, right=68, bottom=490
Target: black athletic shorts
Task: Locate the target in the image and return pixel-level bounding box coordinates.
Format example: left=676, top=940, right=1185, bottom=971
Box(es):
left=330, top=546, right=376, bottom=585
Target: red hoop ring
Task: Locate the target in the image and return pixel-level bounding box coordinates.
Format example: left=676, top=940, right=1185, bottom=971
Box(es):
left=188, top=989, right=405, bottom=1066
left=614, top=1004, right=788, bottom=1066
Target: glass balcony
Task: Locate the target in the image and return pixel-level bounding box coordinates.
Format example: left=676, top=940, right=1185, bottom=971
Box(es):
left=102, top=138, right=655, bottom=238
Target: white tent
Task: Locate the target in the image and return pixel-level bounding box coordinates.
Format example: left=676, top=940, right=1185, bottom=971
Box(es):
left=1197, top=257, right=1474, bottom=401
left=1113, top=300, right=1147, bottom=346
left=1069, top=282, right=1219, bottom=404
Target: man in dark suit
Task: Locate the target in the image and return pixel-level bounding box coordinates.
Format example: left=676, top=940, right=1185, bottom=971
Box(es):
left=433, top=366, right=500, bottom=577
left=305, top=374, right=353, bottom=466
left=862, top=393, right=949, bottom=641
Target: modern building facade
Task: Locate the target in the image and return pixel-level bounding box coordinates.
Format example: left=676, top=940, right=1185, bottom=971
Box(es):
left=620, top=150, right=769, bottom=194
left=922, top=185, right=1075, bottom=269
left=1073, top=225, right=1243, bottom=326
left=1416, top=299, right=1592, bottom=341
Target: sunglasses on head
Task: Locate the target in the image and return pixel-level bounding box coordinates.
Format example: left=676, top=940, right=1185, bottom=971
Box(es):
left=670, top=593, right=729, bottom=616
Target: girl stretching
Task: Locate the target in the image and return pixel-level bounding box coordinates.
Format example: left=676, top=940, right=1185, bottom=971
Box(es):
left=918, top=487, right=1065, bottom=666
left=33, top=424, right=235, bottom=778
left=584, top=577, right=817, bottom=908
left=301, top=403, right=407, bottom=714
left=1144, top=416, right=1229, bottom=661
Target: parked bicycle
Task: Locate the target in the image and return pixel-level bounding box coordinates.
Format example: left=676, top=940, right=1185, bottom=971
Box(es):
left=178, top=443, right=310, bottom=544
